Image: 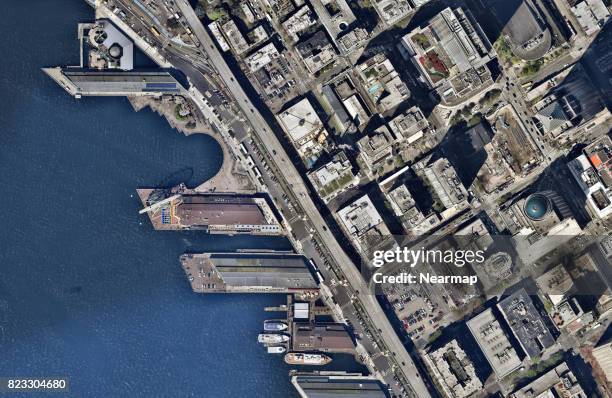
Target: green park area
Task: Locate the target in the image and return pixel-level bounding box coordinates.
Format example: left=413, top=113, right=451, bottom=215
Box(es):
left=494, top=36, right=520, bottom=67
left=412, top=33, right=431, bottom=51
left=174, top=104, right=188, bottom=121
left=207, top=7, right=228, bottom=21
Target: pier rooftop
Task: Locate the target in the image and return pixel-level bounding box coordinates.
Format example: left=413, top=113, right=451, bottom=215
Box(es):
left=292, top=323, right=355, bottom=353
left=180, top=252, right=319, bottom=293
left=138, top=188, right=282, bottom=235
left=43, top=68, right=187, bottom=98
left=291, top=372, right=389, bottom=397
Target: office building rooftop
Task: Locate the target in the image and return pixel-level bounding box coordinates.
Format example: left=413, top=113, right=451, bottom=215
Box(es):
left=497, top=288, right=555, bottom=359
left=569, top=136, right=612, bottom=218
left=426, top=340, right=483, bottom=398
left=296, top=30, right=337, bottom=73
left=337, top=194, right=391, bottom=256
left=510, top=362, right=585, bottom=398
left=504, top=0, right=551, bottom=61
left=535, top=264, right=575, bottom=307
left=371, top=0, right=413, bottom=26
left=388, top=106, right=429, bottom=144
left=276, top=98, right=328, bottom=167
left=419, top=157, right=468, bottom=212
left=571, top=0, right=611, bottom=36
left=309, top=0, right=356, bottom=45
left=467, top=308, right=522, bottom=378
left=322, top=85, right=353, bottom=133
left=307, top=151, right=356, bottom=203
left=283, top=5, right=318, bottom=43
left=337, top=195, right=384, bottom=239
left=402, top=7, right=493, bottom=103
left=357, top=125, right=394, bottom=171
left=244, top=43, right=280, bottom=72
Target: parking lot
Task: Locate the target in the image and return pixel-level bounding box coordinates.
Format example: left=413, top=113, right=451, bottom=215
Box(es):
left=383, top=279, right=444, bottom=348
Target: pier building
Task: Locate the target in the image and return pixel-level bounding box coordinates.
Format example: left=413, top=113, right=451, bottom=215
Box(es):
left=291, top=372, right=389, bottom=397
left=42, top=69, right=188, bottom=98
left=138, top=189, right=282, bottom=235
left=180, top=252, right=319, bottom=293
left=292, top=323, right=355, bottom=353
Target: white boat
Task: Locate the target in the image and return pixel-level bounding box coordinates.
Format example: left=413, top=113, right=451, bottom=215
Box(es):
left=267, top=346, right=286, bottom=354
left=284, top=352, right=332, bottom=365
left=264, top=321, right=288, bottom=332
left=258, top=333, right=290, bottom=344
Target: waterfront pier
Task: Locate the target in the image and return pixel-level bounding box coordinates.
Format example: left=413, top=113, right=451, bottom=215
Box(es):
left=137, top=185, right=283, bottom=235
left=180, top=252, right=319, bottom=294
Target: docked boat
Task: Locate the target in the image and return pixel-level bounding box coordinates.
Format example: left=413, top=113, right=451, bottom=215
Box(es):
left=258, top=333, right=290, bottom=344
left=264, top=321, right=288, bottom=332
left=284, top=352, right=332, bottom=365
left=267, top=346, right=286, bottom=354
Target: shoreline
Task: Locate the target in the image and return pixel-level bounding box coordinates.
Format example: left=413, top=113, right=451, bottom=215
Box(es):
left=128, top=95, right=255, bottom=193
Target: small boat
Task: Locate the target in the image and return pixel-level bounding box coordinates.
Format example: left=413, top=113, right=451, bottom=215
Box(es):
left=258, top=333, right=290, bottom=344
left=284, top=352, right=332, bottom=365
left=267, top=346, right=286, bottom=354
left=264, top=321, right=288, bottom=332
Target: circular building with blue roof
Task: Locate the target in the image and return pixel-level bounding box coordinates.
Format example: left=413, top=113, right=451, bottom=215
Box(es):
left=523, top=193, right=552, bottom=221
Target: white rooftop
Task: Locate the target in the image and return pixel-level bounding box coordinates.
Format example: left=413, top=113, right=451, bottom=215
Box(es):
left=467, top=309, right=522, bottom=378
left=277, top=98, right=325, bottom=144
left=337, top=195, right=384, bottom=238
left=244, top=42, right=279, bottom=72
left=571, top=0, right=611, bottom=36
left=90, top=20, right=134, bottom=70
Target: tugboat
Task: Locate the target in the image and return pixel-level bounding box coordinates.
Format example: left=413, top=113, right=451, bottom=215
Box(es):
left=258, top=333, right=290, bottom=344
left=267, top=346, right=287, bottom=354
left=284, top=352, right=332, bottom=365
left=264, top=321, right=288, bottom=332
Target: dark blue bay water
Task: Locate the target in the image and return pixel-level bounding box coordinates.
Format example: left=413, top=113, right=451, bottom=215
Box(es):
left=0, top=1, right=363, bottom=396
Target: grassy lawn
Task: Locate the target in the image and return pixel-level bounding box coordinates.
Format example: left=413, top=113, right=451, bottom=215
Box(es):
left=174, top=104, right=188, bottom=121
left=494, top=36, right=520, bottom=67
left=467, top=113, right=483, bottom=127
left=412, top=33, right=431, bottom=50
left=207, top=7, right=227, bottom=21
left=519, top=58, right=545, bottom=78
left=479, top=89, right=502, bottom=108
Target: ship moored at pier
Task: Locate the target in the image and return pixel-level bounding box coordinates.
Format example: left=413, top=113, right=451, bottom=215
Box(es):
left=267, top=346, right=287, bottom=354
left=258, top=333, right=290, bottom=344
left=264, top=321, right=288, bottom=331
left=284, top=352, right=332, bottom=366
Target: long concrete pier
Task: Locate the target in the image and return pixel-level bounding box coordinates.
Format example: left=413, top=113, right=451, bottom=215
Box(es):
left=42, top=68, right=187, bottom=98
